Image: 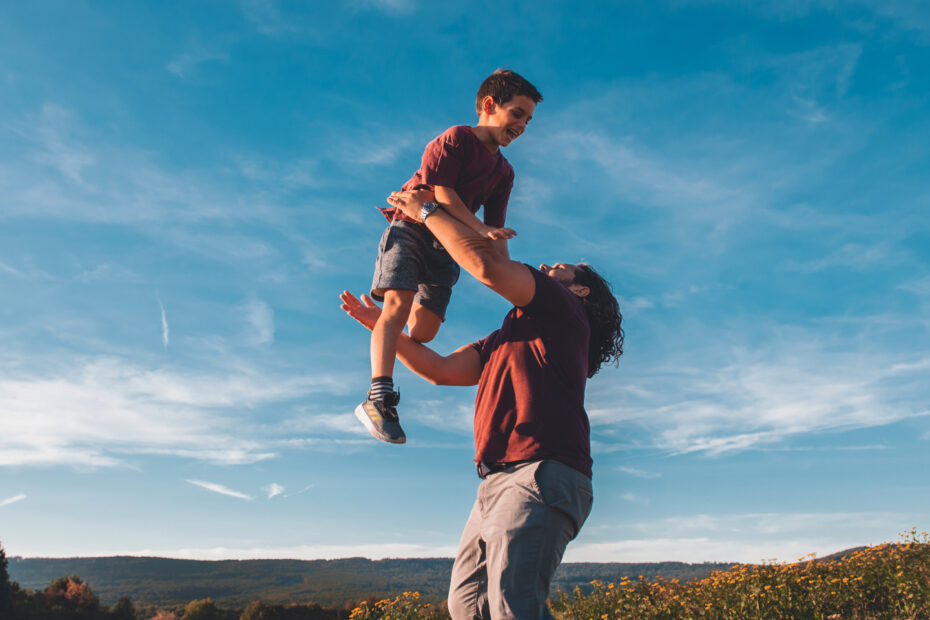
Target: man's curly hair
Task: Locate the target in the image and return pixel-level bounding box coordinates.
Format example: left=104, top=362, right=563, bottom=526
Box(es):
left=573, top=264, right=624, bottom=378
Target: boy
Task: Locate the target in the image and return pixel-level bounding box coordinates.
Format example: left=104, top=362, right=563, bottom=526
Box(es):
left=355, top=69, right=542, bottom=444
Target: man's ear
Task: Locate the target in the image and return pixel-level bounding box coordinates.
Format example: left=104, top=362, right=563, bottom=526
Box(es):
left=569, top=284, right=590, bottom=299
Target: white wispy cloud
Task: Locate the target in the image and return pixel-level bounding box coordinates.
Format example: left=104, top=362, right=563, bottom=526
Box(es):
left=792, top=96, right=829, bottom=124
left=239, top=0, right=306, bottom=37
left=159, top=298, right=170, bottom=349
left=283, top=484, right=314, bottom=498
left=0, top=494, right=27, bottom=507
left=3, top=103, right=286, bottom=229
left=336, top=133, right=415, bottom=166
left=263, top=483, right=285, bottom=499
left=537, top=127, right=752, bottom=224
left=783, top=241, right=894, bottom=273
left=621, top=296, right=654, bottom=312
left=77, top=263, right=138, bottom=283
left=570, top=510, right=917, bottom=563
left=859, top=1, right=930, bottom=44
left=618, top=466, right=662, bottom=479
left=167, top=49, right=229, bottom=79
left=279, top=412, right=371, bottom=437
left=243, top=299, right=274, bottom=346
left=259, top=482, right=313, bottom=499
left=186, top=479, right=252, bottom=500
left=1, top=262, right=23, bottom=276
left=349, top=0, right=416, bottom=14
left=899, top=276, right=930, bottom=296
left=587, top=332, right=930, bottom=455
left=26, top=103, right=96, bottom=187
left=412, top=399, right=475, bottom=435
left=85, top=541, right=459, bottom=561
left=0, top=354, right=353, bottom=468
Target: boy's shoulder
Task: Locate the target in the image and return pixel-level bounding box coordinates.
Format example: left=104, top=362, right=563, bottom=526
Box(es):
left=433, top=124, right=477, bottom=144
left=431, top=125, right=512, bottom=168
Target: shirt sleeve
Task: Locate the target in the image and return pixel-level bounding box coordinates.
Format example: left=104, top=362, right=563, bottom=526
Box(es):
left=418, top=128, right=466, bottom=188
left=482, top=169, right=513, bottom=228
left=469, top=330, right=499, bottom=368
left=521, top=266, right=586, bottom=323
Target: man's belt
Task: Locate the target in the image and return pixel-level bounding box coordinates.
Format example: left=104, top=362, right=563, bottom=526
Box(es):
left=476, top=459, right=535, bottom=479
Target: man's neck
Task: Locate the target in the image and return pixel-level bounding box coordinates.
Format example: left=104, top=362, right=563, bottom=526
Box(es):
left=470, top=125, right=500, bottom=154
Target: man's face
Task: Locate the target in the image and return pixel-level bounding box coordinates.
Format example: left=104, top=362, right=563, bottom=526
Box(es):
left=539, top=263, right=581, bottom=285
left=481, top=94, right=536, bottom=147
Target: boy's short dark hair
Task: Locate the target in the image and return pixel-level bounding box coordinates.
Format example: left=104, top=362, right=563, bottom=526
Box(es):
left=476, top=69, right=542, bottom=114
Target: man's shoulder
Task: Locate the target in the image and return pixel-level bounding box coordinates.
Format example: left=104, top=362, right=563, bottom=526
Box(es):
left=524, top=268, right=586, bottom=320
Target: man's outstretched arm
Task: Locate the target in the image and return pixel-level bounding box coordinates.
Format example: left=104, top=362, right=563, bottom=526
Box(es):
left=339, top=291, right=481, bottom=386
left=386, top=190, right=536, bottom=307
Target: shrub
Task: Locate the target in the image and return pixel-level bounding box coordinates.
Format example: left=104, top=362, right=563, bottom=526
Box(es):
left=551, top=529, right=930, bottom=620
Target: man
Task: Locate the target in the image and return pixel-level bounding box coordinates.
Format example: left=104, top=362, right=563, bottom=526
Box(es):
left=340, top=188, right=623, bottom=619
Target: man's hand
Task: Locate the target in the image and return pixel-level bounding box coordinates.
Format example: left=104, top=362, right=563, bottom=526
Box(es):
left=339, top=291, right=381, bottom=331
left=389, top=191, right=517, bottom=241
left=388, top=189, right=434, bottom=221
left=339, top=289, right=481, bottom=387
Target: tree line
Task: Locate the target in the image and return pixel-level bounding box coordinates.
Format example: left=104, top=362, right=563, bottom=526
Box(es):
left=1, top=541, right=390, bottom=620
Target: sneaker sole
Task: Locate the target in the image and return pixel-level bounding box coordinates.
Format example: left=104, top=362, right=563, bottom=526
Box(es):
left=354, top=403, right=406, bottom=444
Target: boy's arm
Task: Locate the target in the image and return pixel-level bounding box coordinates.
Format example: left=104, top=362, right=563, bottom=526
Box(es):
left=483, top=174, right=513, bottom=260
left=387, top=190, right=536, bottom=308
left=339, top=291, right=481, bottom=386
left=434, top=185, right=515, bottom=242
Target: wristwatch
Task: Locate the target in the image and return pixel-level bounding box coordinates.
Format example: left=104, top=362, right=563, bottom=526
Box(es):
left=419, top=201, right=440, bottom=223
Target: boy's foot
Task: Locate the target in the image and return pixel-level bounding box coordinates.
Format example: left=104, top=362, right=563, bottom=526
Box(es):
left=354, top=391, right=405, bottom=444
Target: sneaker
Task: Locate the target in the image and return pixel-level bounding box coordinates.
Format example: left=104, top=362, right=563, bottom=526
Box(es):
left=354, top=391, right=406, bottom=444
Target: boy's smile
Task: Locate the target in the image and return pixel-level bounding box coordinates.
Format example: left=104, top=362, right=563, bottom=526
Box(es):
left=478, top=94, right=537, bottom=151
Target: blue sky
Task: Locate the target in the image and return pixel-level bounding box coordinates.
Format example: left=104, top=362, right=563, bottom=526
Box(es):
left=2, top=0, right=929, bottom=565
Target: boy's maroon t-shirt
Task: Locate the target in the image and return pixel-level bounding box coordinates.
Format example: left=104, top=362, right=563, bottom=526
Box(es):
left=390, top=125, right=514, bottom=227
left=470, top=267, right=593, bottom=478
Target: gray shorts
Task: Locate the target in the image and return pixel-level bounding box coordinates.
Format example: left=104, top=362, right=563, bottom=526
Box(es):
left=370, top=220, right=460, bottom=320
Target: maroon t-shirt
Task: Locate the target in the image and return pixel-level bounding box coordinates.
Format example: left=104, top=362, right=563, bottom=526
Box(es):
left=470, top=266, right=593, bottom=478
left=383, top=125, right=514, bottom=227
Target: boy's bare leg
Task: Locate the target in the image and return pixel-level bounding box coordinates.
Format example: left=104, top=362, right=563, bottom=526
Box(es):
left=372, top=288, right=416, bottom=378
left=407, top=303, right=442, bottom=343
left=356, top=288, right=415, bottom=444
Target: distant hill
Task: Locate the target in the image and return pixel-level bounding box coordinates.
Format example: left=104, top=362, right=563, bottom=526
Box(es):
left=8, top=556, right=735, bottom=607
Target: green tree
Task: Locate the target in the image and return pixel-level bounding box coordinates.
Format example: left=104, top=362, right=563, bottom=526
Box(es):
left=110, top=596, right=137, bottom=620
left=45, top=574, right=101, bottom=617
left=183, top=598, right=221, bottom=620
left=0, top=540, right=13, bottom=618
left=240, top=600, right=284, bottom=620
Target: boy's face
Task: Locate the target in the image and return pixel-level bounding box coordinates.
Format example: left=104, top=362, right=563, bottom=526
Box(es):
left=479, top=94, right=536, bottom=148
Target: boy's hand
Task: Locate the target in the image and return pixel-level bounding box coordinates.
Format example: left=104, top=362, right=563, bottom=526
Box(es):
left=339, top=291, right=381, bottom=331
left=481, top=226, right=517, bottom=240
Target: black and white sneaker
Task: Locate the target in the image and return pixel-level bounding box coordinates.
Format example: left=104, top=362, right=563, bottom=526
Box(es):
left=354, top=391, right=405, bottom=444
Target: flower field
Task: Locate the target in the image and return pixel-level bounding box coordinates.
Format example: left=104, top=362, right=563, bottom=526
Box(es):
left=349, top=530, right=930, bottom=619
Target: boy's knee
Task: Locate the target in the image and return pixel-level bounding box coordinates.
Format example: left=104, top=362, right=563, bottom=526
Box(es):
left=407, top=324, right=437, bottom=343
left=407, top=305, right=442, bottom=343
left=380, top=291, right=414, bottom=320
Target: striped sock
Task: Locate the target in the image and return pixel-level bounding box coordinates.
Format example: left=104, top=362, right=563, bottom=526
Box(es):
left=369, top=376, right=394, bottom=401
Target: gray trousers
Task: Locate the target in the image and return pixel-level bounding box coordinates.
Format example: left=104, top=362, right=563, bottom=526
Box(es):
left=448, top=460, right=594, bottom=620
